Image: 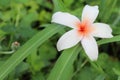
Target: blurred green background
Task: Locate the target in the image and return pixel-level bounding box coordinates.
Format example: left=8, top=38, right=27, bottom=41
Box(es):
left=0, top=0, right=120, bottom=80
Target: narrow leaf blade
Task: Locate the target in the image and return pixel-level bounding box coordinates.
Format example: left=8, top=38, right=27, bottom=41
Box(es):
left=98, top=35, right=120, bottom=45
left=48, top=45, right=81, bottom=80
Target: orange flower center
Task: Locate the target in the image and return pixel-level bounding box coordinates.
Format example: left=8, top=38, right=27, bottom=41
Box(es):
left=76, top=21, right=93, bottom=36
left=79, top=25, right=87, bottom=33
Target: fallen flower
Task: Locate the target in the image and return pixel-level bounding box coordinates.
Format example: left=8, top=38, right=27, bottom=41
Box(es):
left=51, top=5, right=113, bottom=61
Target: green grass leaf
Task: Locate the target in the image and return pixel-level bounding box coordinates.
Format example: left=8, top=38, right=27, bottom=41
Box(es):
left=47, top=45, right=81, bottom=80
left=0, top=24, right=63, bottom=80
left=98, top=35, right=120, bottom=45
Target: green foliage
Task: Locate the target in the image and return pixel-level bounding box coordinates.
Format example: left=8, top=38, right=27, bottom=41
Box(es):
left=0, top=24, right=63, bottom=80
left=0, top=0, right=119, bottom=80
left=48, top=45, right=80, bottom=80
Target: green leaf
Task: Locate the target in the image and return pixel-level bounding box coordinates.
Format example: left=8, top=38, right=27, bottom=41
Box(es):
left=0, top=24, right=63, bottom=80
left=27, top=49, right=45, bottom=72
left=99, top=0, right=117, bottom=22
left=15, top=62, right=29, bottom=77
left=13, top=0, right=29, bottom=4
left=47, top=45, right=81, bottom=80
left=32, top=72, right=45, bottom=80
left=113, top=68, right=120, bottom=76
left=95, top=74, right=105, bottom=80
left=76, top=67, right=99, bottom=80
left=53, top=0, right=67, bottom=12
left=97, top=35, right=120, bottom=45
left=63, top=0, right=74, bottom=8
left=118, top=76, right=120, bottom=80
left=38, top=40, right=57, bottom=60
left=0, top=30, right=6, bottom=38
left=0, top=0, right=10, bottom=8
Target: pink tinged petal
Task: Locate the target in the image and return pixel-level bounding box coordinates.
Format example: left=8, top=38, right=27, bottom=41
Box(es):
left=57, top=29, right=82, bottom=51
left=51, top=12, right=80, bottom=29
left=81, top=36, right=98, bottom=61
left=92, top=23, right=113, bottom=38
left=82, top=5, right=99, bottom=23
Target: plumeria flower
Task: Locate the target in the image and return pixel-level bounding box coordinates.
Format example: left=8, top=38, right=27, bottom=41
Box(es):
left=51, top=5, right=113, bottom=61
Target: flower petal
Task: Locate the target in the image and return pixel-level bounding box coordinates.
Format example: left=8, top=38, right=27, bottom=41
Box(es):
left=52, top=12, right=80, bottom=29
left=57, top=29, right=82, bottom=51
left=81, top=36, right=98, bottom=61
left=82, top=5, right=99, bottom=23
left=92, top=23, right=113, bottom=38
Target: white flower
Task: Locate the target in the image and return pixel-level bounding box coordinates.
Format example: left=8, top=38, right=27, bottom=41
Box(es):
left=51, top=5, right=113, bottom=61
